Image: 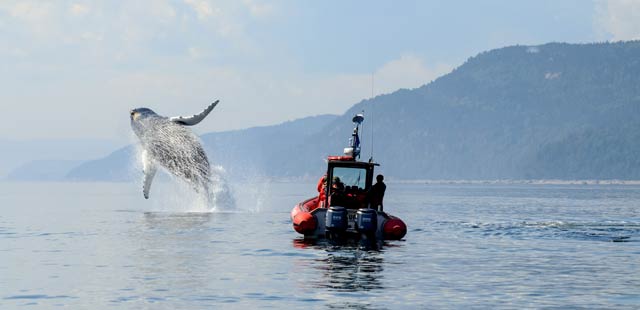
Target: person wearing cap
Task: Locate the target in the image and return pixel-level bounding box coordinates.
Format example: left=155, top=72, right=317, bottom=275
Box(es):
left=331, top=176, right=344, bottom=192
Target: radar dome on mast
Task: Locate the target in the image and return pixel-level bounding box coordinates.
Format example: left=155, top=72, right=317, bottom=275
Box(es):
left=344, top=113, right=365, bottom=159
left=352, top=113, right=364, bottom=124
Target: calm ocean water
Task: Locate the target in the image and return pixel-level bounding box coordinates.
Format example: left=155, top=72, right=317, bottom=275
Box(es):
left=1, top=181, right=639, bottom=309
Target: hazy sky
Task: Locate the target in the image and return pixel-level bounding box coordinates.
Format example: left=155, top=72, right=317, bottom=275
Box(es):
left=0, top=0, right=638, bottom=143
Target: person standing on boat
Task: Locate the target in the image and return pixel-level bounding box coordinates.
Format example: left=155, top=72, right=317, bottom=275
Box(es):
left=368, top=174, right=386, bottom=211
left=316, top=174, right=327, bottom=209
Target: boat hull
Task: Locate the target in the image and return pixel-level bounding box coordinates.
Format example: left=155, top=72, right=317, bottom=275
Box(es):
left=291, top=197, right=407, bottom=240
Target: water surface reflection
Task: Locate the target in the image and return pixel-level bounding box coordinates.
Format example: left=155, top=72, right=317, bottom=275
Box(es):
left=293, top=239, right=391, bottom=292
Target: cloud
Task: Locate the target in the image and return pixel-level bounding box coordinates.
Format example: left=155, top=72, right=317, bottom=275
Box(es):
left=0, top=1, right=59, bottom=38
left=0, top=1, right=265, bottom=63
left=544, top=72, right=561, bottom=80
left=5, top=1, right=52, bottom=21
left=0, top=2, right=452, bottom=143
left=243, top=0, right=274, bottom=18
left=595, top=0, right=640, bottom=41
left=69, top=3, right=89, bottom=16
left=373, top=54, right=452, bottom=95
left=183, top=0, right=221, bottom=20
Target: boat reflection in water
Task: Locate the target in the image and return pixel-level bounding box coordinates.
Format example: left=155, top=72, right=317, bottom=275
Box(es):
left=292, top=238, right=394, bottom=293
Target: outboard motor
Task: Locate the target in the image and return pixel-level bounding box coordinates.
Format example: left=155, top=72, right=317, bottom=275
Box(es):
left=356, top=208, right=378, bottom=236
left=325, top=206, right=348, bottom=238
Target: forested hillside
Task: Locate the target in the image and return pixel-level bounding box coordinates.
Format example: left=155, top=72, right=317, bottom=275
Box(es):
left=296, top=41, right=640, bottom=179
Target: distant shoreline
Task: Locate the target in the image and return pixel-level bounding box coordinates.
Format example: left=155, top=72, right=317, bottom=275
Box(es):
left=249, top=177, right=640, bottom=185
left=392, top=179, right=640, bottom=185
left=4, top=177, right=640, bottom=186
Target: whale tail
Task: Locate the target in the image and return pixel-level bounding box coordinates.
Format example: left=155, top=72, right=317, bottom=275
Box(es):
left=169, top=100, right=219, bottom=126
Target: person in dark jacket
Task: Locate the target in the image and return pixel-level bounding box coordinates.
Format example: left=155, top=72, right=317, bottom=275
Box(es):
left=368, top=174, right=386, bottom=210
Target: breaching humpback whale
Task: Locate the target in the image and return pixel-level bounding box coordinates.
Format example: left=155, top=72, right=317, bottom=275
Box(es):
left=130, top=101, right=218, bottom=199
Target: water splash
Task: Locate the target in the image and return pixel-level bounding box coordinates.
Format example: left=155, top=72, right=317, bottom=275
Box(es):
left=207, top=165, right=235, bottom=211
left=229, top=176, right=272, bottom=213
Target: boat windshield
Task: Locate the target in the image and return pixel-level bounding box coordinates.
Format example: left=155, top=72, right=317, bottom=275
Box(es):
left=332, top=167, right=367, bottom=191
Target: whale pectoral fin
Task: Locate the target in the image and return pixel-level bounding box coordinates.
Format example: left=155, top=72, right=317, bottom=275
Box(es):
left=141, top=150, right=157, bottom=199
left=143, top=166, right=157, bottom=199
left=169, top=100, right=219, bottom=126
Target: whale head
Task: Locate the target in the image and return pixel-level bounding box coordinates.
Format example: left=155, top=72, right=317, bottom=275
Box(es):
left=130, top=107, right=162, bottom=139
left=130, top=107, right=158, bottom=122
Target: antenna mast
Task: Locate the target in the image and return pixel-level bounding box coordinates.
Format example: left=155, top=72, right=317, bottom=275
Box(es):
left=369, top=73, right=375, bottom=162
